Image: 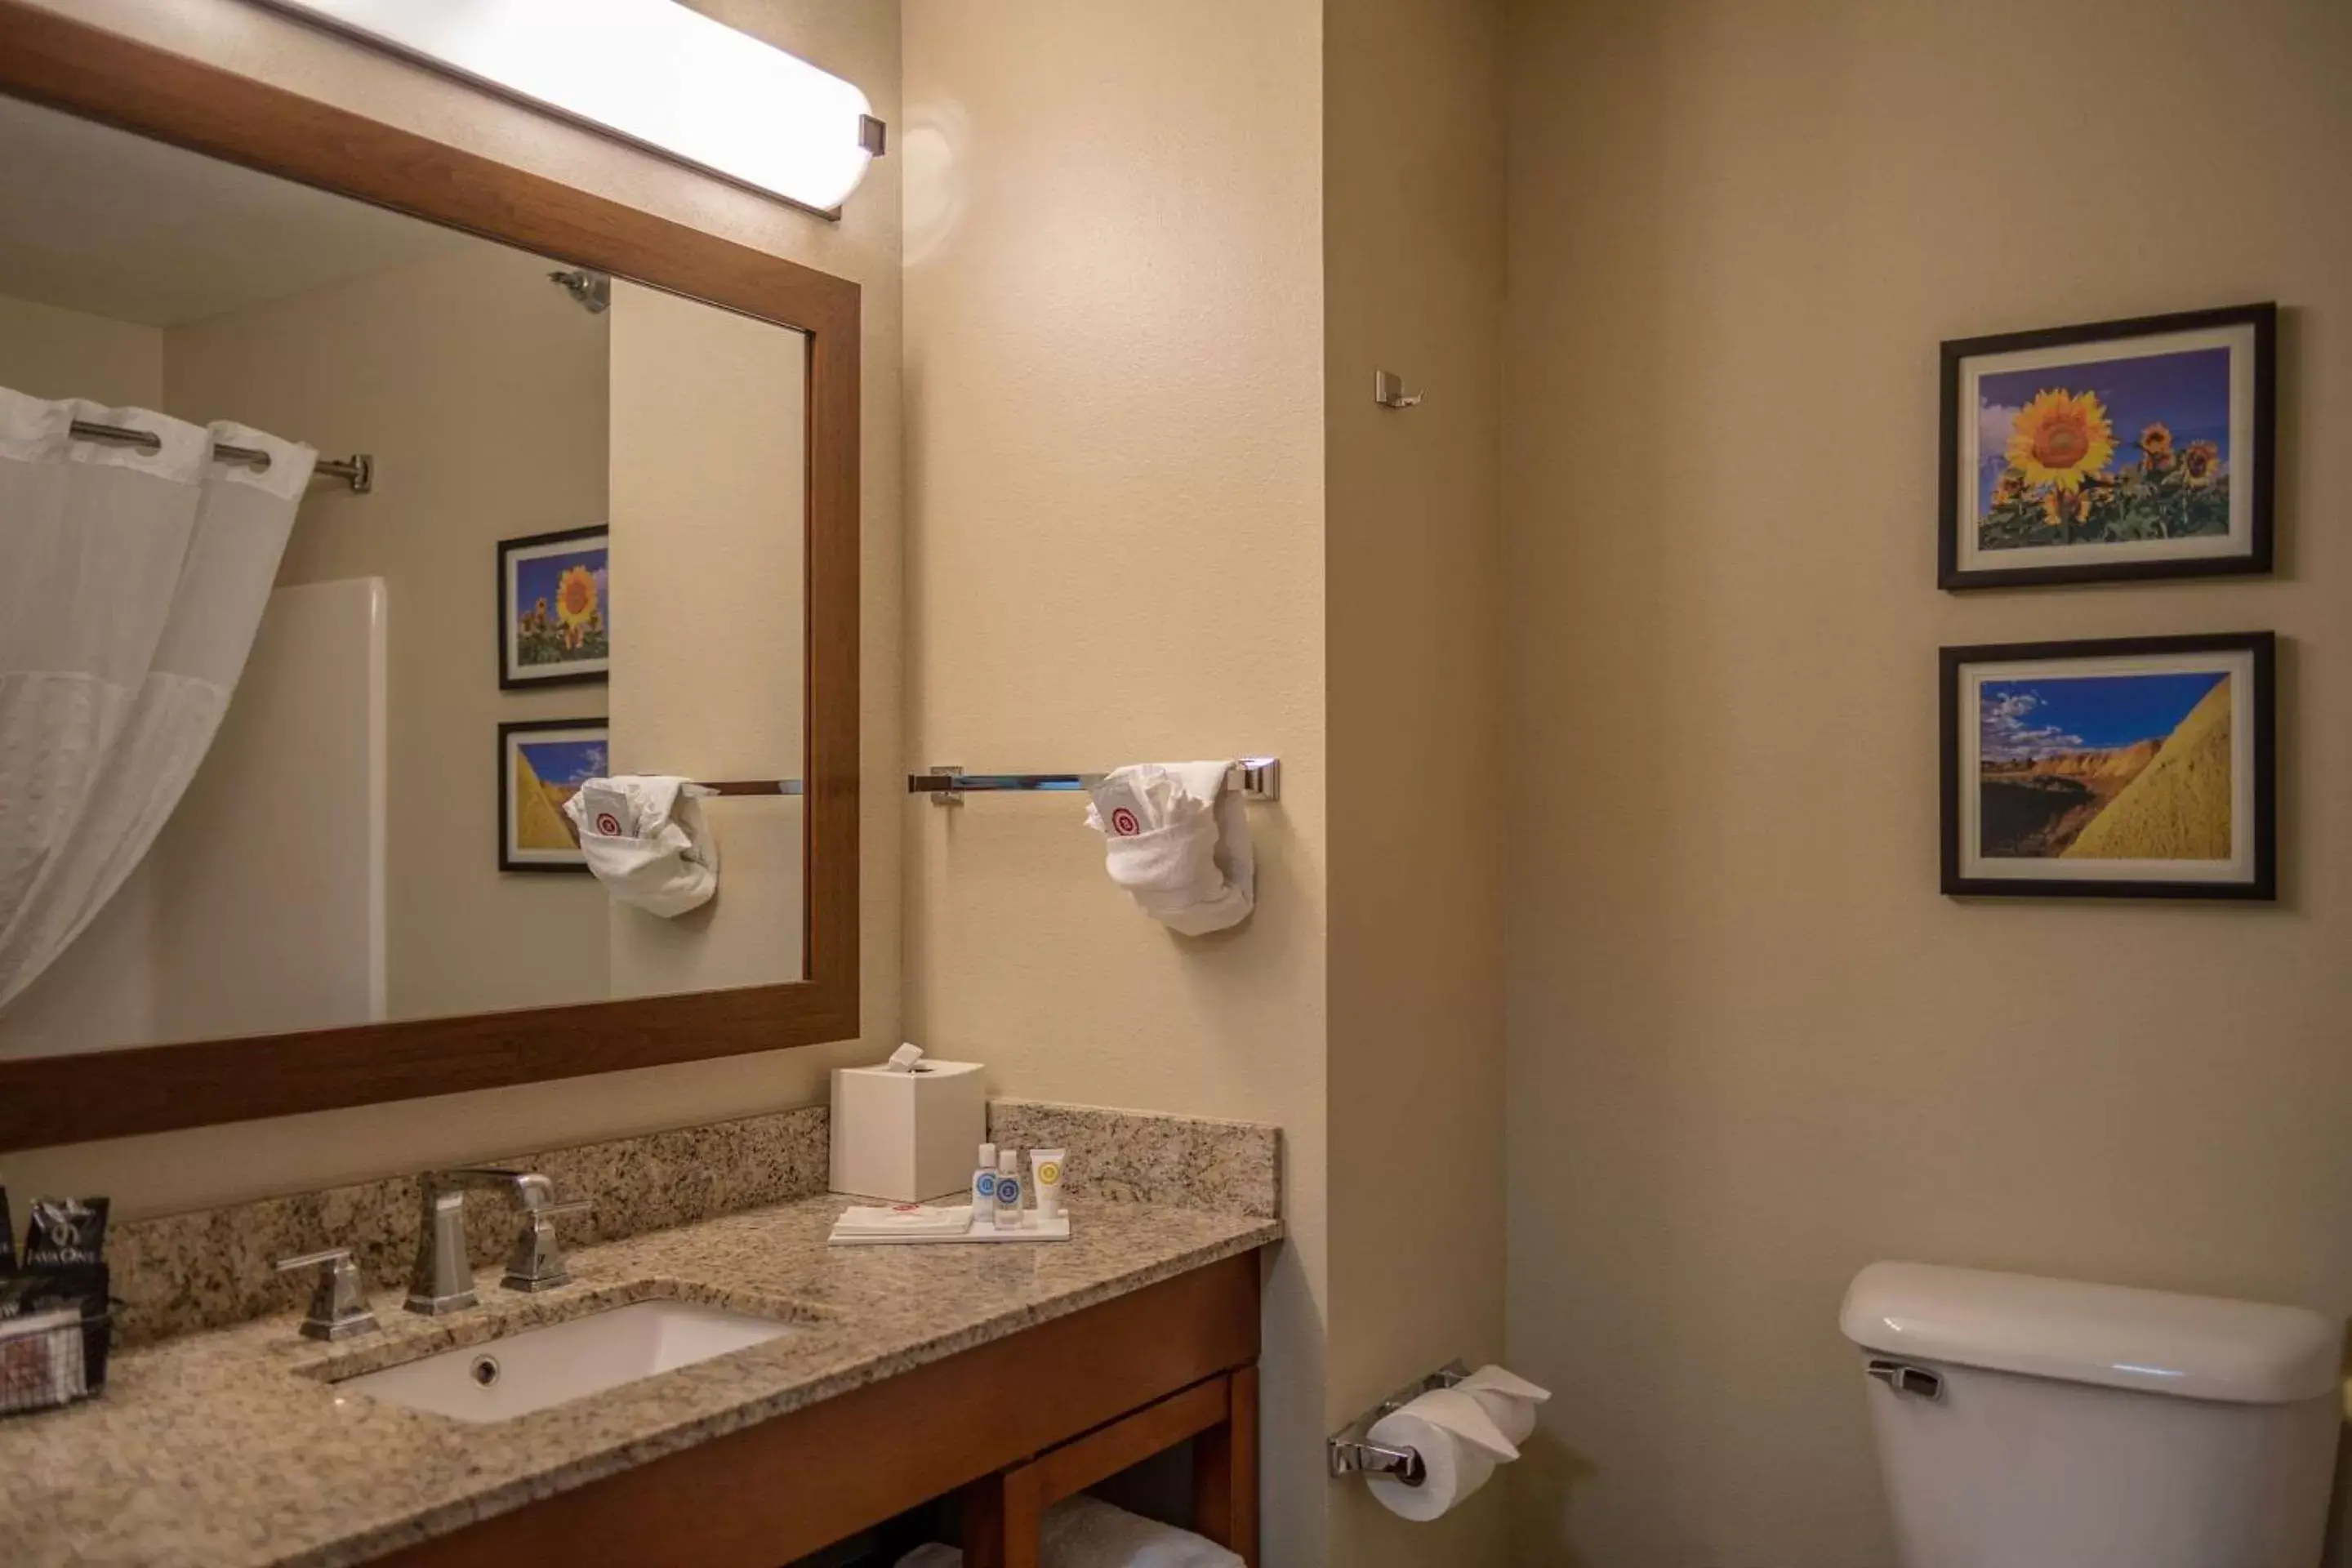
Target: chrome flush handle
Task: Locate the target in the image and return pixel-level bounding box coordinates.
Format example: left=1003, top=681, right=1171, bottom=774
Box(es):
left=1865, top=1358, right=1944, bottom=1401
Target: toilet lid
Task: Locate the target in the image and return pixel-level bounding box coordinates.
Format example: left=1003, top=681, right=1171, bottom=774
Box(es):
left=1840, top=1261, right=2341, bottom=1404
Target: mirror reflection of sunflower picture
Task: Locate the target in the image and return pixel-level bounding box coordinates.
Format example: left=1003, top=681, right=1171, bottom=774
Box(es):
left=1939, top=304, right=2273, bottom=589
left=499, top=525, right=610, bottom=688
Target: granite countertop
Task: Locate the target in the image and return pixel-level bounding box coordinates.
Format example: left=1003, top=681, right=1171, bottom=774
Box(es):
left=0, top=1194, right=1281, bottom=1568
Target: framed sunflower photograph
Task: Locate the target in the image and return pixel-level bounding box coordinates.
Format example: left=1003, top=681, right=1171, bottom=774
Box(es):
left=1940, top=631, right=2275, bottom=901
left=498, top=524, right=610, bottom=688
left=1939, top=303, right=2274, bottom=589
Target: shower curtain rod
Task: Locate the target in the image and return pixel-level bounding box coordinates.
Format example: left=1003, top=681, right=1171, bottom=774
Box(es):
left=68, top=418, right=375, bottom=494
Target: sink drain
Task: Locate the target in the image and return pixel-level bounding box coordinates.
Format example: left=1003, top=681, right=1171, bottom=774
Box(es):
left=469, top=1353, right=501, bottom=1388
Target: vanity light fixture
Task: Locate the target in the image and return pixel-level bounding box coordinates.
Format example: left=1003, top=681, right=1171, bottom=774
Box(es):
left=264, top=0, right=883, bottom=215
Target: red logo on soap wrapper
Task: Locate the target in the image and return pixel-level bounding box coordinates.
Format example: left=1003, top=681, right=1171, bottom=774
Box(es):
left=594, top=811, right=623, bottom=836
left=1110, top=808, right=1140, bottom=836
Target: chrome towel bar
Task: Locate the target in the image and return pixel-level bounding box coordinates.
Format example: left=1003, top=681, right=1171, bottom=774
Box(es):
left=911, top=757, right=1281, bottom=806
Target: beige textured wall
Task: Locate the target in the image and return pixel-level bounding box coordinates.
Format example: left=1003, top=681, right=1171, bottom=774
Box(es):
left=1502, top=1, right=2352, bottom=1562
left=9, top=0, right=901, bottom=1214
left=0, top=291, right=162, bottom=406
left=165, top=241, right=613, bottom=1021
left=606, top=278, right=808, bottom=998
left=1324, top=0, right=1508, bottom=1564
left=898, top=3, right=1329, bottom=1560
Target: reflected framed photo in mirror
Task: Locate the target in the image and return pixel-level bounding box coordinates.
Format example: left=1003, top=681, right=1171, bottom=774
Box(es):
left=1939, top=303, right=2274, bottom=590
left=1940, top=632, right=2274, bottom=901
left=499, top=525, right=610, bottom=687
left=499, top=718, right=608, bottom=872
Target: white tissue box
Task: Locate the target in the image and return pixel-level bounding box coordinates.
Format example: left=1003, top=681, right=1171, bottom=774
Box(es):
left=829, top=1058, right=986, bottom=1202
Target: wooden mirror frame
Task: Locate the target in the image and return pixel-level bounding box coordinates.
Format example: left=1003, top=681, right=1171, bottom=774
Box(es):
left=0, top=4, right=860, bottom=1152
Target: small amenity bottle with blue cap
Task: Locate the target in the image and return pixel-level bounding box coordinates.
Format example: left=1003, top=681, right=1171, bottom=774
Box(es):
left=972, top=1143, right=997, bottom=1220
left=994, top=1148, right=1023, bottom=1229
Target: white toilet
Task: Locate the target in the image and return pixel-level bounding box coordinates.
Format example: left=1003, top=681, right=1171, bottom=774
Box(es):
left=1841, top=1261, right=2343, bottom=1567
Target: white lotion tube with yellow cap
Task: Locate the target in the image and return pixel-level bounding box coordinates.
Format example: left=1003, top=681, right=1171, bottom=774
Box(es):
left=1029, top=1148, right=1067, bottom=1223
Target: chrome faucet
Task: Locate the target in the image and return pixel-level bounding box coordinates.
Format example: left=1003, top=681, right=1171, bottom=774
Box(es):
left=405, top=1168, right=591, bottom=1316
left=274, top=1246, right=380, bottom=1341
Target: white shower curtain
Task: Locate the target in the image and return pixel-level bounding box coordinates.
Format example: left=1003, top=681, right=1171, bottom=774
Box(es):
left=0, top=386, right=312, bottom=1011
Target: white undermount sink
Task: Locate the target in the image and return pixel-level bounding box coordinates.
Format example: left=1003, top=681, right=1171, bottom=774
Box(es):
left=339, top=1300, right=796, bottom=1423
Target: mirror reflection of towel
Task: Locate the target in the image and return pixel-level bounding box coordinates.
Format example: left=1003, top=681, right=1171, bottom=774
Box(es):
left=561, top=775, right=717, bottom=917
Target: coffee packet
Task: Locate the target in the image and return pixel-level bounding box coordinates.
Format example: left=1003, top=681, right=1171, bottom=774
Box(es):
left=7, top=1197, right=114, bottom=1401
left=0, top=1183, right=13, bottom=1273
left=22, top=1196, right=108, bottom=1272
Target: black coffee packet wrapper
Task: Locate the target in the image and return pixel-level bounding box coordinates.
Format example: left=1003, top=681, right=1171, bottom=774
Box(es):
left=22, top=1196, right=108, bottom=1272
left=0, top=1185, right=12, bottom=1272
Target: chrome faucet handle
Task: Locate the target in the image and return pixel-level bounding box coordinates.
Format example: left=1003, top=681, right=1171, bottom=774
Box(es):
left=274, top=1247, right=380, bottom=1342
left=501, top=1197, right=593, bottom=1294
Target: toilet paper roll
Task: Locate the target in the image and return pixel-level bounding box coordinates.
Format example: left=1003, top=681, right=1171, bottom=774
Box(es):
left=1458, top=1365, right=1551, bottom=1447
left=1362, top=1391, right=1518, bottom=1522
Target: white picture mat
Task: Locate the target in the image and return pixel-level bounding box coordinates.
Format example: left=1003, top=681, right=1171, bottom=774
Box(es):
left=1957, top=647, right=2256, bottom=884
left=1956, top=323, right=2256, bottom=575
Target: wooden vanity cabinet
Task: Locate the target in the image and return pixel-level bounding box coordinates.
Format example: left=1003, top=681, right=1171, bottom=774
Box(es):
left=377, top=1250, right=1264, bottom=1568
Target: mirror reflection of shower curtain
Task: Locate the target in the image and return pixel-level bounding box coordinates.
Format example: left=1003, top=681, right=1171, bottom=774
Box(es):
left=0, top=387, right=311, bottom=1010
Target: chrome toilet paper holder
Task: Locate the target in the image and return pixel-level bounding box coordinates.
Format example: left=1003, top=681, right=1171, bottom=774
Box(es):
left=1326, top=1359, right=1470, bottom=1484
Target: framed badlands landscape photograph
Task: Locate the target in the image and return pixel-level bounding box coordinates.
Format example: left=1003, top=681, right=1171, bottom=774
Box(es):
left=1939, top=303, right=2274, bottom=589
left=498, top=718, right=607, bottom=873
left=1940, top=632, right=2274, bottom=900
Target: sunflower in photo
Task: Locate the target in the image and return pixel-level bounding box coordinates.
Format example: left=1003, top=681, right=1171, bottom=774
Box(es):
left=2140, top=421, right=2175, bottom=468
left=2181, top=439, right=2223, bottom=487
left=555, top=564, right=599, bottom=649
left=2041, top=484, right=2087, bottom=534
left=1991, top=466, right=2029, bottom=506
left=2006, top=388, right=2114, bottom=493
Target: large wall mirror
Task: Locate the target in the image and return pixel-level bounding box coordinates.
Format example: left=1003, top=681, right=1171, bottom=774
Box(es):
left=0, top=8, right=860, bottom=1150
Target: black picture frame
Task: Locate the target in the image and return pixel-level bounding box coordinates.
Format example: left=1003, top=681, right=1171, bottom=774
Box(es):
left=1940, top=631, right=2275, bottom=901
left=498, top=717, right=607, bottom=873
left=1939, top=303, right=2274, bottom=590
left=497, top=523, right=611, bottom=688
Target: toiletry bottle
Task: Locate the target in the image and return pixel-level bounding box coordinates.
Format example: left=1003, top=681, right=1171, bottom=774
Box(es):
left=973, top=1142, right=998, bottom=1216
left=994, top=1149, right=1023, bottom=1229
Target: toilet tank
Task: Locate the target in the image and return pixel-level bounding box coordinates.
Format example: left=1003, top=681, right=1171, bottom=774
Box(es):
left=1841, top=1262, right=2342, bottom=1568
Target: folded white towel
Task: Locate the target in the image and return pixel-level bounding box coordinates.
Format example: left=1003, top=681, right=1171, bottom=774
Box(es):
left=561, top=774, right=718, bottom=917
left=890, top=1495, right=1242, bottom=1568
left=1040, top=1496, right=1244, bottom=1567
left=831, top=1203, right=974, bottom=1237
left=1085, top=762, right=1254, bottom=936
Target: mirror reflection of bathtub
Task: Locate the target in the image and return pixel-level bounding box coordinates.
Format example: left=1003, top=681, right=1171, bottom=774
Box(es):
left=0, top=92, right=808, bottom=1061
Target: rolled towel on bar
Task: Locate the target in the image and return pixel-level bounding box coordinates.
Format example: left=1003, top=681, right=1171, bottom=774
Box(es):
left=1085, top=762, right=1254, bottom=936
left=561, top=774, right=718, bottom=916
